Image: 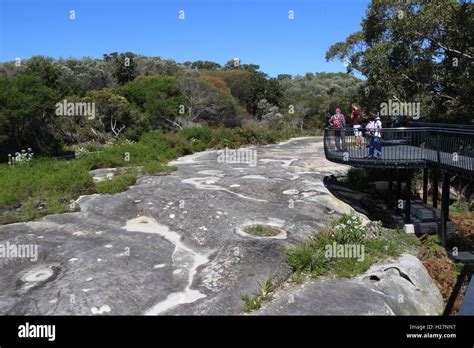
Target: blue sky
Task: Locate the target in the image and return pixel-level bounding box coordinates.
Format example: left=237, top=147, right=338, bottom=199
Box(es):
left=0, top=0, right=370, bottom=76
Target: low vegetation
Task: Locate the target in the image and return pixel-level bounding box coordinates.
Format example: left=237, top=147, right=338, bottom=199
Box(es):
left=241, top=214, right=418, bottom=312
left=285, top=213, right=418, bottom=279
left=450, top=197, right=470, bottom=214
left=241, top=214, right=468, bottom=314
left=243, top=224, right=281, bottom=237
left=94, top=174, right=137, bottom=194
left=0, top=126, right=318, bottom=225
left=241, top=277, right=276, bottom=312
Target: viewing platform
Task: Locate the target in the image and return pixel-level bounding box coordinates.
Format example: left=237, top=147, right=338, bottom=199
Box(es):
left=324, top=126, right=474, bottom=178
left=323, top=124, right=474, bottom=261
left=324, top=123, right=474, bottom=315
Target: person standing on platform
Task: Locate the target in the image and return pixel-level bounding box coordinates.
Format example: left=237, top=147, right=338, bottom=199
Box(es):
left=366, top=114, right=382, bottom=159
left=329, top=107, right=346, bottom=152
left=351, top=102, right=363, bottom=149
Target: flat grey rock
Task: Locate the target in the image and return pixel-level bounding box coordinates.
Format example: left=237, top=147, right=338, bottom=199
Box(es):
left=255, top=278, right=395, bottom=315
left=0, top=137, right=441, bottom=315
left=255, top=253, right=443, bottom=316
left=0, top=137, right=353, bottom=315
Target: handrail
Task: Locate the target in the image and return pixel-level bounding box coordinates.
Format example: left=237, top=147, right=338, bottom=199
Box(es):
left=325, top=126, right=474, bottom=133
left=323, top=126, right=474, bottom=177
left=408, top=121, right=474, bottom=129
left=324, top=125, right=474, bottom=273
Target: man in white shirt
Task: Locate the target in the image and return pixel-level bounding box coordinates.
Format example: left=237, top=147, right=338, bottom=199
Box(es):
left=373, top=116, right=382, bottom=159
left=367, top=115, right=382, bottom=159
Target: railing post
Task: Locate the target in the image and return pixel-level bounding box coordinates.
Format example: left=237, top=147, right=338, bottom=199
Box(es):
left=440, top=171, right=451, bottom=248
left=422, top=168, right=428, bottom=204
left=387, top=169, right=393, bottom=209
left=433, top=169, right=439, bottom=209
left=341, top=128, right=346, bottom=152
left=405, top=168, right=412, bottom=223
left=396, top=169, right=402, bottom=212
left=436, top=129, right=441, bottom=168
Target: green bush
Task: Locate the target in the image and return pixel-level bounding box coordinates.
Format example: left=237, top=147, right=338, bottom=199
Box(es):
left=285, top=213, right=414, bottom=279
left=285, top=244, right=313, bottom=273
left=95, top=174, right=137, bottom=194
left=450, top=197, right=469, bottom=214
left=286, top=243, right=331, bottom=276
left=163, top=132, right=194, bottom=156
left=345, top=167, right=369, bottom=190
left=180, top=126, right=213, bottom=145
left=330, top=214, right=367, bottom=244
left=208, top=127, right=248, bottom=148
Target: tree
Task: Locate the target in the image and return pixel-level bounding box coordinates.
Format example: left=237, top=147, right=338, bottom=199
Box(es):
left=23, top=56, right=61, bottom=90
left=216, top=70, right=254, bottom=112
left=135, top=56, right=186, bottom=77
left=263, top=77, right=283, bottom=107
left=190, top=60, right=221, bottom=70
left=199, top=75, right=231, bottom=95
left=104, top=52, right=138, bottom=85
left=0, top=74, right=59, bottom=154
left=55, top=57, right=113, bottom=96
left=86, top=89, right=134, bottom=140
left=120, top=76, right=185, bottom=129
left=278, top=72, right=363, bottom=128
left=215, top=69, right=283, bottom=116
left=326, top=0, right=474, bottom=123
left=277, top=74, right=292, bottom=81
left=0, top=60, right=24, bottom=78
left=179, top=78, right=240, bottom=127
left=257, top=99, right=283, bottom=128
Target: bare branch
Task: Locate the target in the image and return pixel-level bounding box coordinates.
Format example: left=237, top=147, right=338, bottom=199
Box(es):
left=110, top=117, right=125, bottom=137
left=165, top=118, right=183, bottom=129
left=414, top=31, right=473, bottom=59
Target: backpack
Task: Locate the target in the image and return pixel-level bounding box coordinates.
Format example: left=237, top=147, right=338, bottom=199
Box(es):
left=366, top=120, right=376, bottom=135
left=333, top=114, right=342, bottom=129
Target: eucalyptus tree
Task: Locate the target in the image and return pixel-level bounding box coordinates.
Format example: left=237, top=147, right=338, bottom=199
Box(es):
left=326, top=0, right=473, bottom=123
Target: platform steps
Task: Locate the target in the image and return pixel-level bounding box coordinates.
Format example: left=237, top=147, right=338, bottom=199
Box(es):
left=391, top=201, right=455, bottom=235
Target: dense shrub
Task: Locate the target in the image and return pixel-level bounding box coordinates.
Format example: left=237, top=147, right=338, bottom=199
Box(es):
left=163, top=132, right=194, bottom=156
left=286, top=213, right=413, bottom=278
left=345, top=167, right=369, bottom=190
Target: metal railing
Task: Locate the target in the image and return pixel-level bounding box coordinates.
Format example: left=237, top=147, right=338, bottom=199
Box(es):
left=324, top=126, right=474, bottom=177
